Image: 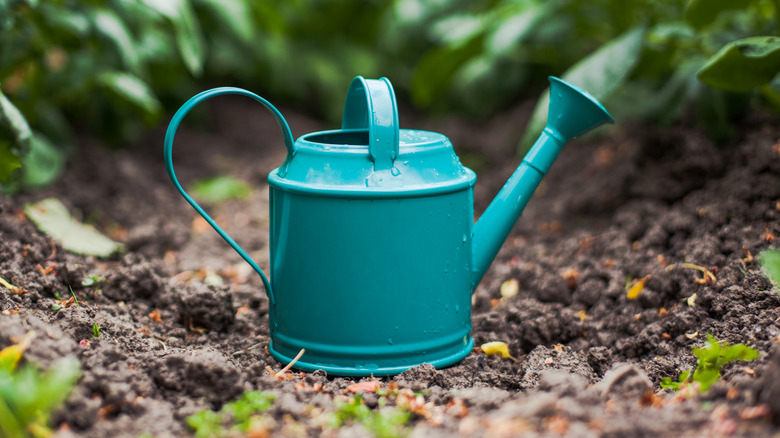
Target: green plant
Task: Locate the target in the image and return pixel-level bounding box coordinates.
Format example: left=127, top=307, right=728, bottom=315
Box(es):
left=0, top=340, right=81, bottom=438
left=0, top=0, right=399, bottom=192
left=68, top=285, right=81, bottom=307
left=81, top=275, right=106, bottom=288
left=661, top=334, right=759, bottom=392
left=330, top=393, right=411, bottom=438
left=186, top=390, right=276, bottom=438
left=402, top=0, right=780, bottom=151
left=758, top=248, right=780, bottom=287
left=191, top=176, right=252, bottom=203
left=91, top=322, right=102, bottom=339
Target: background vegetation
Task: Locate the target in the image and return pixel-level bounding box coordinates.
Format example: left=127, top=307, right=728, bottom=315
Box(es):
left=1, top=0, right=778, bottom=192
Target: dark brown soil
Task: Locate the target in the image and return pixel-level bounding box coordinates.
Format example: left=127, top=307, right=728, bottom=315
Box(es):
left=1, top=95, right=779, bottom=437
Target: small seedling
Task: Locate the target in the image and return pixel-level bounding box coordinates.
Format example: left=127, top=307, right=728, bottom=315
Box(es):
left=186, top=391, right=276, bottom=438
left=91, top=323, right=102, bottom=339
left=329, top=393, right=411, bottom=438
left=68, top=286, right=81, bottom=307
left=661, top=334, right=759, bottom=392
left=81, top=275, right=106, bottom=287
left=0, top=336, right=80, bottom=438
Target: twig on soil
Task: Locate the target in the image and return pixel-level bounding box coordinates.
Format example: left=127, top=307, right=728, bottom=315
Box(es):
left=0, top=275, right=26, bottom=294
left=667, top=263, right=717, bottom=285
left=275, top=348, right=305, bottom=378
left=231, top=342, right=264, bottom=357
left=45, top=239, right=57, bottom=261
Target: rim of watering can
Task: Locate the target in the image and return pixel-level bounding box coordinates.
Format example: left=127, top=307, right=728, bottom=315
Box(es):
left=268, top=337, right=474, bottom=377
left=267, top=167, right=476, bottom=198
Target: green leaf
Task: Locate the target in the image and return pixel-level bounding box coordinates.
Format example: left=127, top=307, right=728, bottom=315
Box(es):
left=487, top=4, right=548, bottom=55
left=0, top=142, right=21, bottom=183
left=97, top=72, right=162, bottom=119
left=698, top=36, right=780, bottom=92
left=0, top=89, right=31, bottom=155
left=759, top=249, right=780, bottom=286
left=222, top=391, right=275, bottom=427
left=91, top=8, right=142, bottom=74
left=660, top=376, right=679, bottom=390
left=40, top=3, right=90, bottom=36
left=693, top=367, right=720, bottom=391
left=411, top=35, right=484, bottom=108
left=195, top=0, right=255, bottom=43
left=0, top=356, right=79, bottom=438
left=431, top=14, right=485, bottom=47
left=24, top=198, right=125, bottom=258
left=693, top=334, right=721, bottom=364
left=684, top=0, right=751, bottom=29
left=192, top=176, right=252, bottom=203
left=20, top=133, right=66, bottom=188
left=141, top=0, right=205, bottom=76
left=186, top=410, right=224, bottom=438
left=519, top=26, right=644, bottom=152
left=720, top=343, right=759, bottom=363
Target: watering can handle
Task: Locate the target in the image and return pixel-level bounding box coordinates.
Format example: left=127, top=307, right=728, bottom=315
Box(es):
left=341, top=77, right=399, bottom=171
left=163, top=87, right=295, bottom=305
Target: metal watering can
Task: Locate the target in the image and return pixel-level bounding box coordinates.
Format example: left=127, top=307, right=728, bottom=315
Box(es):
left=164, top=76, right=613, bottom=376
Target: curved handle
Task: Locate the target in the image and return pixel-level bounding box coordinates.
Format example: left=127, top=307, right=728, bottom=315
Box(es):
left=164, top=87, right=294, bottom=305
left=341, top=77, right=399, bottom=171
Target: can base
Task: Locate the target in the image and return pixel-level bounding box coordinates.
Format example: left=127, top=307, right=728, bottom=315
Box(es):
left=268, top=337, right=474, bottom=377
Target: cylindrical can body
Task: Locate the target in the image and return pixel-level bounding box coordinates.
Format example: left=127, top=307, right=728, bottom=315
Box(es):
left=267, top=183, right=474, bottom=376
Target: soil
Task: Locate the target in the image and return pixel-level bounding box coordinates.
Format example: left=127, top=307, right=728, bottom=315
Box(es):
left=1, top=94, right=779, bottom=437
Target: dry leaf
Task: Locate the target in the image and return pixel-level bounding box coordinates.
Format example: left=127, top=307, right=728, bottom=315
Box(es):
left=445, top=399, right=468, bottom=417
left=626, top=275, right=651, bottom=300
left=480, top=341, right=516, bottom=360
left=345, top=380, right=380, bottom=393
left=739, top=405, right=770, bottom=420
left=0, top=331, right=35, bottom=371
left=561, top=268, right=579, bottom=290
left=148, top=309, right=162, bottom=323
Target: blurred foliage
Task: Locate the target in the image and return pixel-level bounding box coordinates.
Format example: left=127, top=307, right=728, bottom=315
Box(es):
left=399, top=0, right=780, bottom=150
left=1, top=0, right=779, bottom=191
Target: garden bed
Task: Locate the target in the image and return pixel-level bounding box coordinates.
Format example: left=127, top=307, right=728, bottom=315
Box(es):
left=1, top=97, right=779, bottom=437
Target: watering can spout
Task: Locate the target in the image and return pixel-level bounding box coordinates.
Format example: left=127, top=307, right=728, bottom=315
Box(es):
left=471, top=77, right=614, bottom=289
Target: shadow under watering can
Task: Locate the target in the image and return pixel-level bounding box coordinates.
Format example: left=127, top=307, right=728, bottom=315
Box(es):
left=164, top=76, right=613, bottom=376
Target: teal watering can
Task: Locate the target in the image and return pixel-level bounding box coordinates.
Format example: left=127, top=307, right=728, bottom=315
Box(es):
left=164, top=76, right=613, bottom=376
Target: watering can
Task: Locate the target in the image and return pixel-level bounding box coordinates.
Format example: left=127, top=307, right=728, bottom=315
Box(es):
left=164, top=76, right=613, bottom=376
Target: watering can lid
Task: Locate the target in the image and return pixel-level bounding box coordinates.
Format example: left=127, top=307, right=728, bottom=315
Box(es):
left=268, top=77, right=475, bottom=197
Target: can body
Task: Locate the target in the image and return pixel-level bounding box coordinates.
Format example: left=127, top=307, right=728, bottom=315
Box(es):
left=267, top=180, right=474, bottom=376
